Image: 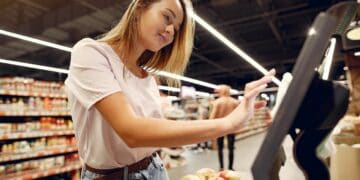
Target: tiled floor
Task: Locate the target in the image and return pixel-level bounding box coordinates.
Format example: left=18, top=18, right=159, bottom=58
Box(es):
left=167, top=132, right=305, bottom=180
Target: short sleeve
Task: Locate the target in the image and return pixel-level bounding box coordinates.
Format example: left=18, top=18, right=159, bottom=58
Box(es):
left=65, top=40, right=121, bottom=110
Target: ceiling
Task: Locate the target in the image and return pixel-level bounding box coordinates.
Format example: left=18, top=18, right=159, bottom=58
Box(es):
left=0, top=0, right=354, bottom=92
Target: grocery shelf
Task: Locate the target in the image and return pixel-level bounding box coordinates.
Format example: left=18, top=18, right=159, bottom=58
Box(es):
left=0, top=112, right=71, bottom=117
left=1, top=162, right=82, bottom=180
left=0, top=146, right=78, bottom=163
left=0, top=89, right=67, bottom=99
left=0, top=130, right=74, bottom=140
left=236, top=127, right=268, bottom=140
left=235, top=124, right=268, bottom=140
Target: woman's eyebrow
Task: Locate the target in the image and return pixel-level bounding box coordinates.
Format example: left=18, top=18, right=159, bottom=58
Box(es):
left=166, top=8, right=176, bottom=19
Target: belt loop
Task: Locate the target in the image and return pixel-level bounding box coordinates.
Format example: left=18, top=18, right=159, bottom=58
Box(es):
left=124, top=166, right=128, bottom=180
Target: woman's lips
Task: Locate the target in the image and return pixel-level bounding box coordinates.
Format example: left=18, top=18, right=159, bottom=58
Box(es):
left=158, top=33, right=167, bottom=43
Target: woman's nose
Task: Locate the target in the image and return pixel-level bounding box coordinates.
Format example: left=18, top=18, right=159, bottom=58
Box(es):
left=165, top=24, right=175, bottom=37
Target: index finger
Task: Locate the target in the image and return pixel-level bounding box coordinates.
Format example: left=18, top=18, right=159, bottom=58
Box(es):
left=245, top=69, right=276, bottom=90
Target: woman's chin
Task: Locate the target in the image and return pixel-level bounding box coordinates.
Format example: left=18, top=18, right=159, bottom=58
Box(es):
left=147, top=46, right=162, bottom=52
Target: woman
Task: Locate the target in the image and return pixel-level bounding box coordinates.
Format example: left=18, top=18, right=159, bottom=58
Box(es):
left=65, top=0, right=275, bottom=179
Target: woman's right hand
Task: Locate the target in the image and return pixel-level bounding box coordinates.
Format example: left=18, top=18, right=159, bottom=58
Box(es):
left=225, top=69, right=276, bottom=132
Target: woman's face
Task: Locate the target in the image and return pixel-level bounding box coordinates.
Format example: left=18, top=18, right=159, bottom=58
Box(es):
left=138, top=0, right=184, bottom=52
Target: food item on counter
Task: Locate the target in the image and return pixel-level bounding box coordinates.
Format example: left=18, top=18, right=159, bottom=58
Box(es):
left=196, top=168, right=217, bottom=180
left=218, top=170, right=241, bottom=180
left=182, top=169, right=242, bottom=180
left=181, top=174, right=201, bottom=180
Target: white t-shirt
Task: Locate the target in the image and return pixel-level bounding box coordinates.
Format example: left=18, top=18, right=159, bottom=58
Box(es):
left=65, top=38, right=161, bottom=169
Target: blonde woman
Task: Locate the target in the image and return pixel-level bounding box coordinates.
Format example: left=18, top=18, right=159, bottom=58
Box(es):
left=65, top=0, right=275, bottom=179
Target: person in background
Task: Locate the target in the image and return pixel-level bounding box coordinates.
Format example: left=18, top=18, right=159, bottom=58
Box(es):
left=210, top=85, right=239, bottom=171
left=65, top=0, right=275, bottom=179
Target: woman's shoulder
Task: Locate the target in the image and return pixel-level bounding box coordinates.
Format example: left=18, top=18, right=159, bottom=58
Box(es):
left=73, top=38, right=104, bottom=51
left=72, top=38, right=115, bottom=59
left=70, top=38, right=117, bottom=65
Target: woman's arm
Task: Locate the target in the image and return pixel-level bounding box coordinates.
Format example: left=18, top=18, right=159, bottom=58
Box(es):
left=96, top=69, right=275, bottom=148
left=95, top=92, right=231, bottom=148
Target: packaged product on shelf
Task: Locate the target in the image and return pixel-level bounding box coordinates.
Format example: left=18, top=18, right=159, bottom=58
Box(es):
left=1, top=153, right=79, bottom=177
left=55, top=156, right=65, bottom=166
left=43, top=97, right=52, bottom=111
left=0, top=123, right=11, bottom=134
left=0, top=165, right=4, bottom=175
left=15, top=163, right=22, bottom=173
left=42, top=157, right=55, bottom=170
left=17, top=141, right=31, bottom=153
left=28, top=97, right=36, bottom=111
left=5, top=164, right=15, bottom=174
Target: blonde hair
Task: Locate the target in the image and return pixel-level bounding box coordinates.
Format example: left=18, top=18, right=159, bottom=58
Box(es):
left=98, top=0, right=195, bottom=87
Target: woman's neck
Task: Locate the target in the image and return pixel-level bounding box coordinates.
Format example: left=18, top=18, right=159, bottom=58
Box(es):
left=110, top=41, right=148, bottom=78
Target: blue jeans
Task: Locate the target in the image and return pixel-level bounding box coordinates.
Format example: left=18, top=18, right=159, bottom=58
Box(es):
left=81, top=154, right=169, bottom=180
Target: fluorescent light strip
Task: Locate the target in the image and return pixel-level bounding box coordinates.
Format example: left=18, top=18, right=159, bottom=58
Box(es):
left=0, top=58, right=69, bottom=74
left=195, top=91, right=210, bottom=97
left=166, top=96, right=180, bottom=101
left=233, top=87, right=278, bottom=95
left=156, top=71, right=240, bottom=94
left=0, top=29, right=72, bottom=52
left=157, top=71, right=217, bottom=89
left=158, top=85, right=180, bottom=92
left=321, top=38, right=336, bottom=80
left=192, top=13, right=281, bottom=86
left=158, top=85, right=210, bottom=97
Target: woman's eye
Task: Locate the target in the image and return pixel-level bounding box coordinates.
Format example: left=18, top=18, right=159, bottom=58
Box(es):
left=163, top=14, right=171, bottom=23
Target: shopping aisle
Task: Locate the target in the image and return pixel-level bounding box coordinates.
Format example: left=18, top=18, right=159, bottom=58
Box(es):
left=167, top=132, right=305, bottom=180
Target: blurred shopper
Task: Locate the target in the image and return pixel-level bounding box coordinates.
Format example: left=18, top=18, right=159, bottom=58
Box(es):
left=210, top=85, right=239, bottom=171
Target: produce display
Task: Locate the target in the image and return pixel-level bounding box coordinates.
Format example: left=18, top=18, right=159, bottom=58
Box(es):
left=181, top=168, right=242, bottom=180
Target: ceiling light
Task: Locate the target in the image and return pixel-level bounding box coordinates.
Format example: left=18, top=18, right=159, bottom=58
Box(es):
left=195, top=91, right=210, bottom=97
left=346, top=21, right=360, bottom=40
left=0, top=58, right=69, bottom=74
left=355, top=52, right=360, bottom=56
left=308, top=27, right=317, bottom=36
left=346, top=27, right=360, bottom=40
left=157, top=71, right=217, bottom=89
left=158, top=85, right=180, bottom=92
left=191, top=13, right=281, bottom=86
left=0, top=29, right=72, bottom=52
left=158, top=85, right=210, bottom=98
left=166, top=96, right=180, bottom=101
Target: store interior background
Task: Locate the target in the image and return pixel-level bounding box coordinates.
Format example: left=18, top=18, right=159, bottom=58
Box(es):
left=0, top=0, right=359, bottom=179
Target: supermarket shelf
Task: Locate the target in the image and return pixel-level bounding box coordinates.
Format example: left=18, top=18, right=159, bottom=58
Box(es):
left=235, top=123, right=268, bottom=134
left=0, top=130, right=74, bottom=140
left=0, top=146, right=78, bottom=163
left=235, top=125, right=268, bottom=141
left=1, top=162, right=82, bottom=180
left=0, top=111, right=71, bottom=117
left=0, top=89, right=67, bottom=99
